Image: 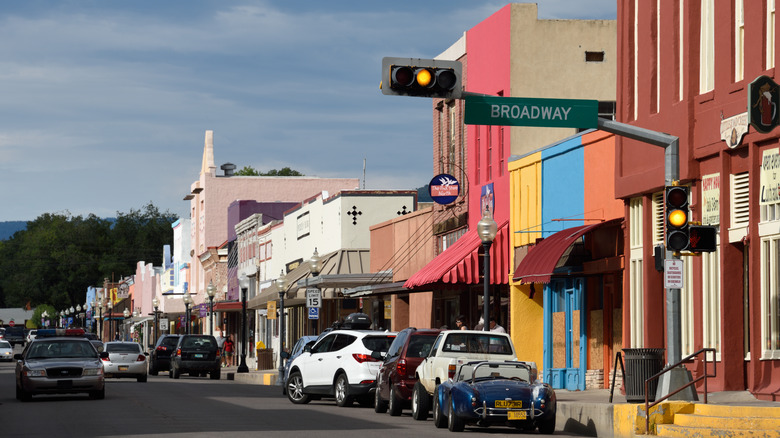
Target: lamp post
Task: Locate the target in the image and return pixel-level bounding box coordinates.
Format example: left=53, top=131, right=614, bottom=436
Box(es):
left=76, top=304, right=82, bottom=328
left=477, top=207, right=498, bottom=332
left=309, top=248, right=323, bottom=335
left=107, top=300, right=114, bottom=340
left=152, top=297, right=160, bottom=344
left=41, top=310, right=48, bottom=329
left=207, top=281, right=217, bottom=336
left=97, top=296, right=103, bottom=340
left=183, top=294, right=192, bottom=335
left=237, top=274, right=250, bottom=373
left=123, top=308, right=130, bottom=341
left=275, top=270, right=288, bottom=385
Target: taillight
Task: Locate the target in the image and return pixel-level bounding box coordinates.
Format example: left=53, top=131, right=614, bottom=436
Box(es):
left=156, top=346, right=167, bottom=352
left=448, top=363, right=456, bottom=380
left=101, top=356, right=109, bottom=362
left=397, top=359, right=407, bottom=377
left=216, top=350, right=221, bottom=358
left=176, top=347, right=181, bottom=357
left=136, top=354, right=146, bottom=362
left=352, top=353, right=380, bottom=363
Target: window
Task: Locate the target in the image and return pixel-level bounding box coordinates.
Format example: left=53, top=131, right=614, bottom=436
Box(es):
left=702, top=244, right=721, bottom=360
left=761, top=236, right=780, bottom=359
left=487, top=126, right=493, bottom=181
left=769, top=0, right=776, bottom=70
left=681, top=255, right=694, bottom=357
left=629, top=197, right=644, bottom=347
left=499, top=126, right=505, bottom=177
left=585, top=51, right=605, bottom=62
left=733, top=172, right=750, bottom=226
left=475, top=127, right=481, bottom=183
left=652, top=191, right=664, bottom=245
left=438, top=108, right=445, bottom=173
left=700, top=0, right=715, bottom=93
left=449, top=104, right=457, bottom=174
left=735, top=0, right=745, bottom=82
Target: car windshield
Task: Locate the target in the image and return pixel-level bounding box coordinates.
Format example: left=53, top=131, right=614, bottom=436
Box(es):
left=441, top=333, right=513, bottom=355
left=106, top=343, right=141, bottom=353
left=0, top=341, right=11, bottom=348
left=457, top=363, right=531, bottom=383
left=361, top=335, right=395, bottom=353
left=26, top=340, right=97, bottom=359
left=406, top=334, right=438, bottom=358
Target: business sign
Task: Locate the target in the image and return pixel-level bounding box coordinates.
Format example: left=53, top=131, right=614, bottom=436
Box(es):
left=760, top=148, right=780, bottom=206
left=664, top=260, right=684, bottom=289
left=267, top=301, right=277, bottom=320
left=306, top=288, right=321, bottom=308
left=748, top=75, right=780, bottom=134
left=720, top=112, right=748, bottom=148
left=465, top=95, right=598, bottom=128
left=429, top=174, right=460, bottom=205
left=701, top=173, right=720, bottom=225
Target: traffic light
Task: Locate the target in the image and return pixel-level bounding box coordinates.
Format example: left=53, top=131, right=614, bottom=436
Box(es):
left=688, top=225, right=718, bottom=252
left=381, top=57, right=463, bottom=99
left=665, top=185, right=690, bottom=251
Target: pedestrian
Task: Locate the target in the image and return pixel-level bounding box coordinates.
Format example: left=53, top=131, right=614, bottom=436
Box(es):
left=489, top=317, right=506, bottom=333
left=455, top=315, right=469, bottom=330
left=474, top=317, right=484, bottom=331
left=222, top=335, right=235, bottom=367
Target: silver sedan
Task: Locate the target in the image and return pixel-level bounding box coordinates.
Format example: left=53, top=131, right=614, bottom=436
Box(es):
left=102, top=342, right=148, bottom=382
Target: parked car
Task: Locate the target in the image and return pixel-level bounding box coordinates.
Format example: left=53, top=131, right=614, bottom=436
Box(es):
left=281, top=335, right=318, bottom=395
left=26, top=330, right=38, bottom=344
left=374, top=327, right=441, bottom=416
left=285, top=324, right=396, bottom=407
left=0, top=340, right=13, bottom=361
left=432, top=361, right=556, bottom=433
left=14, top=328, right=107, bottom=401
left=102, top=341, right=148, bottom=382
left=148, top=334, right=180, bottom=375
left=169, top=334, right=221, bottom=380
left=4, top=326, right=26, bottom=347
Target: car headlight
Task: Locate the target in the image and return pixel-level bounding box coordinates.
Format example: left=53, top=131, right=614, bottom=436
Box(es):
left=25, top=369, right=46, bottom=377
left=82, top=367, right=103, bottom=376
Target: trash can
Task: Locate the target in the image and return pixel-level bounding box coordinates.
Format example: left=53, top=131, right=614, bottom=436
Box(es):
left=622, top=348, right=665, bottom=403
left=256, top=348, right=274, bottom=370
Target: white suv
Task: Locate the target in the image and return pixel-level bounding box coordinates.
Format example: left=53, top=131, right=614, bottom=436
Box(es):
left=285, top=329, right=396, bottom=407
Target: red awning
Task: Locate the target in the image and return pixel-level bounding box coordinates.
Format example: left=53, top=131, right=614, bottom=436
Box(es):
left=404, top=220, right=509, bottom=289
left=213, top=301, right=243, bottom=312
left=512, top=219, right=620, bottom=284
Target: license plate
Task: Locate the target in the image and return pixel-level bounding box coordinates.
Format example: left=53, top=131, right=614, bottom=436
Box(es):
left=194, top=353, right=204, bottom=358
left=119, top=366, right=128, bottom=371
left=57, top=380, right=73, bottom=388
left=495, top=400, right=522, bottom=408
left=508, top=410, right=527, bottom=420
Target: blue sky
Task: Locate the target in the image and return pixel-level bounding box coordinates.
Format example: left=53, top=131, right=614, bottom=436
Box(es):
left=0, top=1, right=616, bottom=222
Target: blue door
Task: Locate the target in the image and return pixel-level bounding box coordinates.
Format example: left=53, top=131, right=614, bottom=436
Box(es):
left=543, top=278, right=586, bottom=390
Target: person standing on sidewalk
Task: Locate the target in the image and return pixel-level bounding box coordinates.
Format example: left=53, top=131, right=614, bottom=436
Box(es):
left=222, top=335, right=235, bottom=367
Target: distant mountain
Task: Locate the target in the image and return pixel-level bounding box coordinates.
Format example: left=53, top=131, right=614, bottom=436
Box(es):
left=0, top=221, right=27, bottom=240
left=417, top=185, right=433, bottom=203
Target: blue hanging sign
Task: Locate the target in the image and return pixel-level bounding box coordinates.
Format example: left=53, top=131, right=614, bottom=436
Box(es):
left=429, top=174, right=460, bottom=205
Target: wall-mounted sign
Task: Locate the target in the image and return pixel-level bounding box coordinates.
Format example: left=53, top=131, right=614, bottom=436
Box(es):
left=429, top=174, right=460, bottom=205
left=761, top=148, right=780, bottom=206
left=701, top=173, right=720, bottom=225
left=749, top=75, right=780, bottom=134
left=720, top=112, right=748, bottom=149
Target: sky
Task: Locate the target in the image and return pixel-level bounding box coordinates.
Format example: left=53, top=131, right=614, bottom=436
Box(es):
left=0, top=0, right=617, bottom=222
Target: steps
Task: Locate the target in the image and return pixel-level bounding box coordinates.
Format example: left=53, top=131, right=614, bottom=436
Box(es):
left=655, top=404, right=780, bottom=437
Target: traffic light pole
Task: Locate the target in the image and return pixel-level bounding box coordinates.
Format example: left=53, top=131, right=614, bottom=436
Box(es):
left=596, top=117, right=695, bottom=401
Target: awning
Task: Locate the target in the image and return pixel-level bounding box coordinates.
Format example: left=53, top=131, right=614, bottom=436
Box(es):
left=404, top=220, right=509, bottom=289
left=512, top=219, right=621, bottom=284
left=213, top=301, right=243, bottom=311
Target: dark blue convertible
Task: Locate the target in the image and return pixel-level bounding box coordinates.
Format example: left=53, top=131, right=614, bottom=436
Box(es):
left=432, top=361, right=556, bottom=433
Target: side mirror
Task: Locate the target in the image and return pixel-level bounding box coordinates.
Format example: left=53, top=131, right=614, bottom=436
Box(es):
left=303, top=345, right=312, bottom=353
left=280, top=351, right=290, bottom=359
left=100, top=351, right=109, bottom=359
left=14, top=353, right=22, bottom=360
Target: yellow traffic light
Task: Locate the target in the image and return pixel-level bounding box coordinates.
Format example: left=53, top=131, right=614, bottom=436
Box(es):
left=668, top=209, right=687, bottom=228
left=381, top=57, right=463, bottom=99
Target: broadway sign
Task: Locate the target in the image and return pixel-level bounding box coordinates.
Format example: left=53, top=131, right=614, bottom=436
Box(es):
left=464, top=95, right=598, bottom=129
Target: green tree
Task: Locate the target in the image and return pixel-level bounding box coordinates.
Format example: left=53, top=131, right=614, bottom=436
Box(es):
left=235, top=165, right=303, bottom=176
left=235, top=166, right=260, bottom=176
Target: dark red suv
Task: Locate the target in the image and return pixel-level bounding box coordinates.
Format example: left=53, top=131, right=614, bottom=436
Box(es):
left=373, top=327, right=441, bottom=416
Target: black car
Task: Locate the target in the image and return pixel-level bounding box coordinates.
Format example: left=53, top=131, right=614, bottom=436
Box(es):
left=169, top=335, right=220, bottom=380
left=149, top=334, right=180, bottom=375
left=4, top=326, right=26, bottom=347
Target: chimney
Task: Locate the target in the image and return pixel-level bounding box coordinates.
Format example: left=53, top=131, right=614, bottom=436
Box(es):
left=221, top=163, right=236, bottom=177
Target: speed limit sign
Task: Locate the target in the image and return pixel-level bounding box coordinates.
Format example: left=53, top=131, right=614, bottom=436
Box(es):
left=306, top=288, right=321, bottom=308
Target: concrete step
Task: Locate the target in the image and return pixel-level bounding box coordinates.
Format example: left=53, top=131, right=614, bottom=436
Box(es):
left=673, top=413, right=780, bottom=430
left=655, top=403, right=780, bottom=437
left=656, top=424, right=780, bottom=438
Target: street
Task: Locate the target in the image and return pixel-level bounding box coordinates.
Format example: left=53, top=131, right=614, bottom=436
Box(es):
left=0, top=354, right=585, bottom=437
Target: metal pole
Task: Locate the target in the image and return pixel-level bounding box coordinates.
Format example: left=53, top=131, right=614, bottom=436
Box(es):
left=482, top=241, right=492, bottom=331
left=209, top=297, right=214, bottom=337
left=279, top=294, right=286, bottom=377
left=154, top=308, right=159, bottom=343
left=237, top=287, right=249, bottom=373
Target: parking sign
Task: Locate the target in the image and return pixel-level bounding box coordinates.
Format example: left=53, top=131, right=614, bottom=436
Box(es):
left=308, top=307, right=319, bottom=320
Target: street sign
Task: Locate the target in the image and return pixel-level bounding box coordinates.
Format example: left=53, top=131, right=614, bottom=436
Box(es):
left=664, top=259, right=684, bottom=289
left=306, top=288, right=321, bottom=308
left=308, top=307, right=319, bottom=320
left=465, top=95, right=598, bottom=128
left=267, top=301, right=277, bottom=319
left=159, top=318, right=169, bottom=331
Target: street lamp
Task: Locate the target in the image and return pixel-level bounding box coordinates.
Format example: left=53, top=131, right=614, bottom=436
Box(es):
left=237, top=274, right=250, bottom=373
left=477, top=206, right=498, bottom=332
left=152, top=297, right=160, bottom=344
left=207, top=281, right=217, bottom=336
left=41, top=310, right=48, bottom=329
left=183, top=294, right=192, bottom=335
left=123, top=308, right=130, bottom=341
left=76, top=304, right=82, bottom=327
left=107, top=300, right=114, bottom=340
left=97, top=296, right=103, bottom=340
left=275, top=270, right=288, bottom=385
left=309, top=248, right=323, bottom=335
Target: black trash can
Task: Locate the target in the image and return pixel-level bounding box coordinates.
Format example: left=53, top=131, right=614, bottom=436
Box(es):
left=622, top=348, right=665, bottom=403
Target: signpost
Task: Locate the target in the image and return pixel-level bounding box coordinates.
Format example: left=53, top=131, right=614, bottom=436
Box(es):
left=306, top=288, right=321, bottom=308
left=464, top=95, right=598, bottom=128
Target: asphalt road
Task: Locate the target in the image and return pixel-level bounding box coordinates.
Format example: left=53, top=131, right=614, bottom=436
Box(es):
left=0, top=352, right=584, bottom=437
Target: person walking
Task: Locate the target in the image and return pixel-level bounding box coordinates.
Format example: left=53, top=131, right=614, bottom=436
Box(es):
left=222, top=335, right=235, bottom=367
left=455, top=315, right=469, bottom=330
left=489, top=317, right=506, bottom=333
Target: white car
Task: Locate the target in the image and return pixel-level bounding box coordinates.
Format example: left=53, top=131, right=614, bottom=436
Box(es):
left=0, top=340, right=13, bottom=361
left=26, top=330, right=37, bottom=344
left=285, top=329, right=396, bottom=407
left=102, top=341, right=148, bottom=382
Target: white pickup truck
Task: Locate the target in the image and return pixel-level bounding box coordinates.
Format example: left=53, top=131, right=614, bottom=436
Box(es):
left=411, top=330, right=525, bottom=420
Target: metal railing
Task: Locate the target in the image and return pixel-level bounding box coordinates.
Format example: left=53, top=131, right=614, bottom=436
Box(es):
left=644, top=348, right=717, bottom=435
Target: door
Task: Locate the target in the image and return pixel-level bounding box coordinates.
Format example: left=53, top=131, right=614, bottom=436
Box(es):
left=544, top=278, right=586, bottom=390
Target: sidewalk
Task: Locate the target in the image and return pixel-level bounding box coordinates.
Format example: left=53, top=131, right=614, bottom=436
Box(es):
left=221, top=367, right=780, bottom=436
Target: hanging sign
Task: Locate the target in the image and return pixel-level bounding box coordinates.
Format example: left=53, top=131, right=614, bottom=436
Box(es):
left=749, top=75, right=780, bottom=134
left=429, top=174, right=460, bottom=205
left=720, top=112, right=748, bottom=149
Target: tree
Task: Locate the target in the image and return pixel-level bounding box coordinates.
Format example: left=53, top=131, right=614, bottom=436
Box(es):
left=235, top=165, right=303, bottom=176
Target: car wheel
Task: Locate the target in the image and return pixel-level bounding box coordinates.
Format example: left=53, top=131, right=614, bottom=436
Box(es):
left=149, top=364, right=158, bottom=376
left=334, top=374, right=353, bottom=407
left=16, top=384, right=30, bottom=402
left=210, top=368, right=221, bottom=380
left=89, top=387, right=105, bottom=400
left=388, top=385, right=402, bottom=416
left=447, top=399, right=464, bottom=432
left=137, top=374, right=147, bottom=383
left=374, top=386, right=388, bottom=413
left=538, top=415, right=556, bottom=434
left=286, top=372, right=310, bottom=404
left=411, top=381, right=430, bottom=420
left=432, top=391, right=447, bottom=428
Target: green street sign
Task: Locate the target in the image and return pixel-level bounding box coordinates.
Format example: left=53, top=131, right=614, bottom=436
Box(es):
left=464, top=95, right=598, bottom=128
